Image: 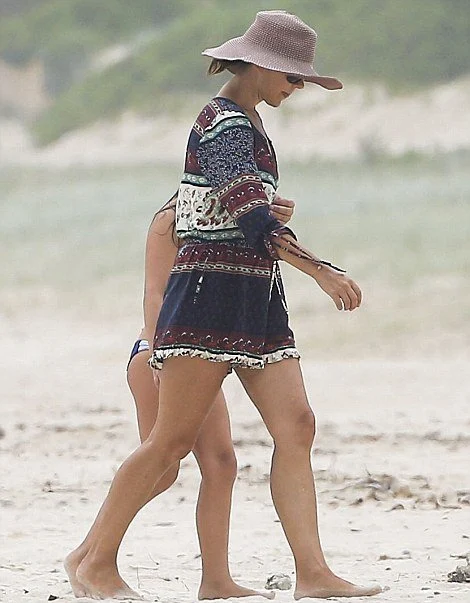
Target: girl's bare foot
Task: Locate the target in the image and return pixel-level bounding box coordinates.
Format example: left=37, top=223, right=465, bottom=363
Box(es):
left=64, top=549, right=88, bottom=598
left=294, top=570, right=382, bottom=600
left=199, top=579, right=275, bottom=600
left=76, top=556, right=142, bottom=600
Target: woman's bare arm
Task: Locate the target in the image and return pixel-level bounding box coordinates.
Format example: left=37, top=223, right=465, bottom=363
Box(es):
left=142, top=209, right=178, bottom=344
left=273, top=234, right=362, bottom=312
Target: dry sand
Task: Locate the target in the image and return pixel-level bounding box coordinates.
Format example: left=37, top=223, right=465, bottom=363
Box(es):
left=1, top=312, right=469, bottom=602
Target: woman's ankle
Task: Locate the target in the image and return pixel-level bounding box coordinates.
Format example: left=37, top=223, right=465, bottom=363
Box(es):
left=77, top=549, right=118, bottom=574
left=295, top=562, right=333, bottom=585
left=200, top=572, right=234, bottom=588
left=65, top=543, right=89, bottom=563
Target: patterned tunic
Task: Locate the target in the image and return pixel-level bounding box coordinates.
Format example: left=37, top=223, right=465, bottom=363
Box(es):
left=149, top=97, right=300, bottom=370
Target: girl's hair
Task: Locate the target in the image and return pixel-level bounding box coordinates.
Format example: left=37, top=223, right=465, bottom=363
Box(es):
left=207, top=58, right=250, bottom=76
left=151, top=191, right=178, bottom=244
left=154, top=192, right=177, bottom=216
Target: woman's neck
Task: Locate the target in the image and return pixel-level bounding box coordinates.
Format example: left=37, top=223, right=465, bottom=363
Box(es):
left=217, top=73, right=261, bottom=115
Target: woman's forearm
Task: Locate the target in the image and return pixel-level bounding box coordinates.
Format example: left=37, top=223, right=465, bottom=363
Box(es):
left=272, top=234, right=344, bottom=278
left=272, top=233, right=362, bottom=311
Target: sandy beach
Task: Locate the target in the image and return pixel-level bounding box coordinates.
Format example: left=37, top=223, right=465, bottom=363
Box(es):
left=1, top=92, right=469, bottom=603
left=1, top=309, right=469, bottom=603
left=1, top=6, right=469, bottom=601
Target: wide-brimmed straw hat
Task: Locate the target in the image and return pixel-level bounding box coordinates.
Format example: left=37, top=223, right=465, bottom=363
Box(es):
left=202, top=10, right=342, bottom=90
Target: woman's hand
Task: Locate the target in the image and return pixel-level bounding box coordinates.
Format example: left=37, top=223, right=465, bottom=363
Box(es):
left=314, top=267, right=362, bottom=311
left=270, top=194, right=295, bottom=224
left=267, top=232, right=361, bottom=311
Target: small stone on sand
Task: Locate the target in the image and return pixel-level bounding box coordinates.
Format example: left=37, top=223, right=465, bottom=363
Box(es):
left=265, top=574, right=292, bottom=590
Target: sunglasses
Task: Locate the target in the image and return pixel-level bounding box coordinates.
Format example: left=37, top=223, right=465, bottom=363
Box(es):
left=286, top=74, right=304, bottom=85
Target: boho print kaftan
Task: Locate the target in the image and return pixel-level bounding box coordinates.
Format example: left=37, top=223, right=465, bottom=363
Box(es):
left=150, top=97, right=300, bottom=370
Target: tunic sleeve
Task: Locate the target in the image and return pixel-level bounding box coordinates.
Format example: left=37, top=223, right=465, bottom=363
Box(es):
left=196, top=115, right=345, bottom=272
left=196, top=116, right=293, bottom=258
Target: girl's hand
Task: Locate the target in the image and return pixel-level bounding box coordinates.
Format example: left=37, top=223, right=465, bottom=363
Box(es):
left=270, top=194, right=295, bottom=224
left=314, top=267, right=362, bottom=311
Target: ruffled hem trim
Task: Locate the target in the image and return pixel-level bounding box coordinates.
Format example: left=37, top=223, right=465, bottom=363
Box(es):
left=149, top=346, right=300, bottom=371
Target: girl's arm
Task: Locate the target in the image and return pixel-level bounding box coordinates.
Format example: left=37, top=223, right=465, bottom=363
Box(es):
left=142, top=208, right=178, bottom=344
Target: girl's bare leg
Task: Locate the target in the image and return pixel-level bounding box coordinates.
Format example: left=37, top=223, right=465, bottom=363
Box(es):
left=67, top=357, right=228, bottom=600
left=237, top=358, right=382, bottom=600
left=67, top=353, right=268, bottom=599
left=65, top=350, right=178, bottom=598
left=127, top=349, right=160, bottom=442
left=193, top=390, right=274, bottom=600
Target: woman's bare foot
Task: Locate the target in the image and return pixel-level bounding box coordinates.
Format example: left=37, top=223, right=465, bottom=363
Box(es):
left=76, top=556, right=142, bottom=600
left=199, top=579, right=275, bottom=600
left=294, top=570, right=382, bottom=600
left=64, top=549, right=88, bottom=598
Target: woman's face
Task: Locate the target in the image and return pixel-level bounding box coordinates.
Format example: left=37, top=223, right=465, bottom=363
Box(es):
left=257, top=67, right=305, bottom=107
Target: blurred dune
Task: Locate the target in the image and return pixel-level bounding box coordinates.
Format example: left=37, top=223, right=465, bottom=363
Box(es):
left=2, top=77, right=470, bottom=166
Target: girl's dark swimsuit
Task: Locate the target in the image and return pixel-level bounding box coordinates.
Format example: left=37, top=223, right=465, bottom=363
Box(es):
left=127, top=339, right=150, bottom=370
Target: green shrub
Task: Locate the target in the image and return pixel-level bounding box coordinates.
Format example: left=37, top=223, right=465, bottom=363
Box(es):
left=10, top=0, right=470, bottom=145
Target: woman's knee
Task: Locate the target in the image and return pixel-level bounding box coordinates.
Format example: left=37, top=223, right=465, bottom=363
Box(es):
left=145, top=432, right=195, bottom=465
left=273, top=408, right=316, bottom=450
left=196, top=447, right=238, bottom=484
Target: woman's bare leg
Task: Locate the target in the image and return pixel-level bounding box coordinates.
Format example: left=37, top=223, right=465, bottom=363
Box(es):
left=193, top=390, right=274, bottom=600
left=66, top=357, right=228, bottom=600
left=237, top=358, right=381, bottom=600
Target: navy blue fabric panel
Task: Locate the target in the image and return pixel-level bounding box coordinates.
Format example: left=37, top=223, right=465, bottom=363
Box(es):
left=157, top=269, right=270, bottom=340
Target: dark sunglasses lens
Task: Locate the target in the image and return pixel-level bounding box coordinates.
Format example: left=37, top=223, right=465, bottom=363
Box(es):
left=286, top=75, right=303, bottom=85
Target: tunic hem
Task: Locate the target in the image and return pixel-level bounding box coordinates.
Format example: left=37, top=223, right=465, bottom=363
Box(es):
left=149, top=346, right=300, bottom=371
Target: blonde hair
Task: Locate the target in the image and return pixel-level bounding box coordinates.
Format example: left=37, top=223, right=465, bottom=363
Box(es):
left=208, top=59, right=250, bottom=76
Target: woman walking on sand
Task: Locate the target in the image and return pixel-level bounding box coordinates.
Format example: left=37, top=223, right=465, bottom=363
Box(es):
left=67, top=10, right=382, bottom=600
left=66, top=192, right=295, bottom=600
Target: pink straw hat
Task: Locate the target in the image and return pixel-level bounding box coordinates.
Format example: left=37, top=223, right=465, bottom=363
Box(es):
left=202, top=10, right=342, bottom=90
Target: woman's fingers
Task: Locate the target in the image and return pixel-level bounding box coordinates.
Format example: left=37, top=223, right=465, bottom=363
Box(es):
left=273, top=195, right=295, bottom=209
left=332, top=294, right=343, bottom=311
left=351, top=280, right=363, bottom=306
left=341, top=290, right=352, bottom=311
left=323, top=274, right=362, bottom=311
left=342, top=283, right=361, bottom=311
left=270, top=203, right=294, bottom=223
left=271, top=203, right=293, bottom=216
left=270, top=196, right=295, bottom=223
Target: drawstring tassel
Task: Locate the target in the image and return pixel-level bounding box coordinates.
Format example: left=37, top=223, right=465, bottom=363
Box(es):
left=193, top=273, right=205, bottom=304
left=193, top=255, right=208, bottom=304
left=271, top=233, right=346, bottom=273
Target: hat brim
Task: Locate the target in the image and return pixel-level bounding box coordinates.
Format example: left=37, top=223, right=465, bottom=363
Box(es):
left=202, top=38, right=343, bottom=90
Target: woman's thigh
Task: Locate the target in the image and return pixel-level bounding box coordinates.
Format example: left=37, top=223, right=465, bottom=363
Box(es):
left=147, top=356, right=229, bottom=452
left=236, top=358, right=315, bottom=443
